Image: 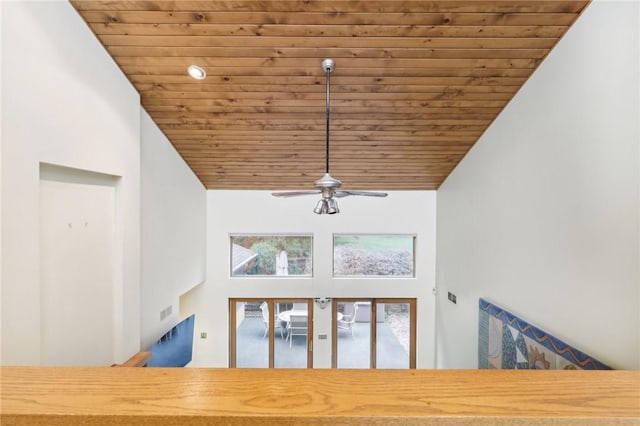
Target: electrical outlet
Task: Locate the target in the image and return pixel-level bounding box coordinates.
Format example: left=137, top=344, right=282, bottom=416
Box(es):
left=448, top=292, right=457, bottom=304
left=200, top=332, right=207, bottom=339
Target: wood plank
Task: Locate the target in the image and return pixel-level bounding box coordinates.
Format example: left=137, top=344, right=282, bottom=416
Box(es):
left=147, top=112, right=496, bottom=119
left=129, top=75, right=529, bottom=86
left=102, top=35, right=560, bottom=50
left=119, top=60, right=539, bottom=75
left=135, top=83, right=521, bottom=94
left=97, top=26, right=568, bottom=45
left=162, top=126, right=488, bottom=135
left=160, top=122, right=492, bottom=131
left=78, top=11, right=579, bottom=26
left=104, top=46, right=550, bottom=60
left=152, top=116, right=498, bottom=125
left=112, top=351, right=151, bottom=367
left=171, top=139, right=477, bottom=146
left=179, top=153, right=468, bottom=161
left=132, top=68, right=532, bottom=80
left=118, top=54, right=547, bottom=67
left=142, top=98, right=508, bottom=108
left=71, top=1, right=588, bottom=14
left=141, top=91, right=516, bottom=101
left=197, top=173, right=468, bottom=181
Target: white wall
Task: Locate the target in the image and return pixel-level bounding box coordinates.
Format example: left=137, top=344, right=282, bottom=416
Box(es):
left=0, top=0, right=4, bottom=356
left=1, top=1, right=141, bottom=365
left=39, top=170, right=116, bottom=366
left=140, top=109, right=207, bottom=350
left=436, top=0, right=639, bottom=369
left=190, top=190, right=436, bottom=368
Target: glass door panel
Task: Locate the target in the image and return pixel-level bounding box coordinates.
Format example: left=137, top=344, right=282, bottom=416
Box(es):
left=333, top=298, right=416, bottom=369
left=274, top=299, right=310, bottom=368
left=376, top=302, right=411, bottom=369
left=233, top=300, right=269, bottom=368
left=336, top=300, right=371, bottom=368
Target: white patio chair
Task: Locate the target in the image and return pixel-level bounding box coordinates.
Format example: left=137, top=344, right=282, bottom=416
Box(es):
left=338, top=303, right=358, bottom=338
left=287, top=314, right=308, bottom=348
left=260, top=302, right=285, bottom=339
left=260, top=302, right=270, bottom=339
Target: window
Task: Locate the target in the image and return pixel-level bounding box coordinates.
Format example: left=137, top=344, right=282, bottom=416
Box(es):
left=230, top=235, right=312, bottom=277
left=333, top=234, right=415, bottom=277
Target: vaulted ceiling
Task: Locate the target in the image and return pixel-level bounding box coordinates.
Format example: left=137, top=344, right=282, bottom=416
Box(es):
left=70, top=1, right=590, bottom=190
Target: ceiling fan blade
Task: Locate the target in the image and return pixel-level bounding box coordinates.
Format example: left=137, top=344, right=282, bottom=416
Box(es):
left=272, top=190, right=322, bottom=198
left=334, top=190, right=388, bottom=198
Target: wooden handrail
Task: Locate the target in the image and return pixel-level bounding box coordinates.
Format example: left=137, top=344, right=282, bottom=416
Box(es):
left=1, top=367, right=638, bottom=425
left=111, top=351, right=151, bottom=367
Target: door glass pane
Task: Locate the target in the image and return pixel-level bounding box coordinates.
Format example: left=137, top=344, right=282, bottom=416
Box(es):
left=275, top=300, right=309, bottom=368
left=234, top=301, right=268, bottom=368
left=337, top=301, right=371, bottom=368
left=376, top=302, right=410, bottom=369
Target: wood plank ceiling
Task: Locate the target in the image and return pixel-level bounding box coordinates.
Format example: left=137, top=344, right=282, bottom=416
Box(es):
left=70, top=1, right=590, bottom=190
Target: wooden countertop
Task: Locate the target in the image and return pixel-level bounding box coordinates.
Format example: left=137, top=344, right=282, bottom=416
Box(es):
left=1, top=367, right=638, bottom=425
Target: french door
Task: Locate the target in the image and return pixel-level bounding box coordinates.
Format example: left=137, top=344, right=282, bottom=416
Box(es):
left=229, top=298, right=313, bottom=368
left=332, top=298, right=416, bottom=369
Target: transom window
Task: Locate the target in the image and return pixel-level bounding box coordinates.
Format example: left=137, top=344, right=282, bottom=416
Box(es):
left=230, top=235, right=313, bottom=277
left=333, top=234, right=416, bottom=277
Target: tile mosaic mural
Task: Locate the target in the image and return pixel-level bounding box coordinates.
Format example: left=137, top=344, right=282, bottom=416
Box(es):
left=478, top=298, right=611, bottom=370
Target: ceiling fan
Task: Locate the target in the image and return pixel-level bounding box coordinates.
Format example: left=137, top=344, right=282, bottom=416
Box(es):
left=272, top=59, right=388, bottom=214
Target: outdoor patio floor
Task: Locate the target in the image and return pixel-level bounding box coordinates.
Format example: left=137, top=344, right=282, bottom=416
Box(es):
left=235, top=317, right=409, bottom=368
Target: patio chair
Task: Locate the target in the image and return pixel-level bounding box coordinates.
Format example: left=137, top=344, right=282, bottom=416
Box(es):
left=338, top=303, right=358, bottom=338
left=260, top=302, right=285, bottom=339
left=287, top=314, right=308, bottom=348
left=260, top=302, right=270, bottom=338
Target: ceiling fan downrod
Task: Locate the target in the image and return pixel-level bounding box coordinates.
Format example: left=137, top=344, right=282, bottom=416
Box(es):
left=270, top=58, right=388, bottom=214
left=322, top=58, right=335, bottom=175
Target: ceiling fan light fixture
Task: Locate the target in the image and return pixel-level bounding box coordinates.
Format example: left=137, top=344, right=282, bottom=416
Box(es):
left=187, top=65, right=207, bottom=80
left=313, top=199, right=327, bottom=215
left=326, top=198, right=339, bottom=214
left=312, top=198, right=339, bottom=215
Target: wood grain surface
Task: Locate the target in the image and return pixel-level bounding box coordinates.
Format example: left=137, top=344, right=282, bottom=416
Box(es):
left=1, top=367, right=638, bottom=425
left=68, top=0, right=591, bottom=191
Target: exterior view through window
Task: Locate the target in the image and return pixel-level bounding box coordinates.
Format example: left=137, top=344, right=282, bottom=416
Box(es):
left=334, top=299, right=416, bottom=369
left=230, top=299, right=313, bottom=368
left=333, top=235, right=415, bottom=277
left=230, top=235, right=312, bottom=277
left=230, top=298, right=415, bottom=369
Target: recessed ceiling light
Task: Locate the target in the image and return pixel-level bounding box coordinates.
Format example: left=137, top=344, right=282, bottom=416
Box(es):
left=187, top=65, right=206, bottom=80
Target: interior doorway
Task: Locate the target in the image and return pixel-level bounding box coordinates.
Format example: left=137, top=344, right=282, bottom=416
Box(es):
left=40, top=171, right=117, bottom=366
